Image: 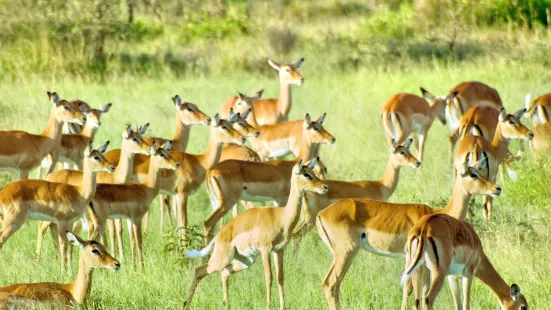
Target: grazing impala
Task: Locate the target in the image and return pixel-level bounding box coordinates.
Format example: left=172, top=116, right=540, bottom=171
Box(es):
left=37, top=125, right=151, bottom=259
left=524, top=93, right=551, bottom=126
left=0, top=142, right=114, bottom=270
left=315, top=157, right=501, bottom=310
left=0, top=231, right=120, bottom=307
left=219, top=59, right=304, bottom=126
left=423, top=82, right=503, bottom=158
left=381, top=91, right=453, bottom=162
left=454, top=108, right=533, bottom=220
left=183, top=159, right=328, bottom=310
left=401, top=214, right=528, bottom=310
left=0, top=92, right=87, bottom=179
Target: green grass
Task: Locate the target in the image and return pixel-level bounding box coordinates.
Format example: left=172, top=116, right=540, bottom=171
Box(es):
left=0, top=60, right=550, bottom=309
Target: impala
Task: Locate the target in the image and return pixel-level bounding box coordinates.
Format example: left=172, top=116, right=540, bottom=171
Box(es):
left=219, top=59, right=304, bottom=126
left=0, top=91, right=87, bottom=179
left=529, top=121, right=551, bottom=155
left=524, top=93, right=551, bottom=126
left=449, top=106, right=499, bottom=154
left=0, top=141, right=114, bottom=270
left=37, top=124, right=151, bottom=260
left=381, top=91, right=453, bottom=162
left=220, top=90, right=264, bottom=126
left=183, top=158, right=328, bottom=310
left=401, top=214, right=528, bottom=310
left=453, top=108, right=533, bottom=220
left=315, top=157, right=500, bottom=310
left=0, top=231, right=120, bottom=307
left=89, top=141, right=179, bottom=267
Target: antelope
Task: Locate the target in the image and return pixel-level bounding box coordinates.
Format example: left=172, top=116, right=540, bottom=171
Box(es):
left=524, top=93, right=551, bottom=126
left=0, top=231, right=120, bottom=307
left=423, top=82, right=503, bottom=159
left=0, top=141, right=114, bottom=271
left=315, top=157, right=501, bottom=310
left=529, top=122, right=551, bottom=155
left=219, top=108, right=261, bottom=162
left=203, top=114, right=335, bottom=240
left=0, top=91, right=87, bottom=179
left=220, top=90, right=264, bottom=126
left=381, top=92, right=452, bottom=162
left=88, top=141, right=179, bottom=267
left=453, top=108, right=533, bottom=220
left=294, top=139, right=420, bottom=238
left=182, top=158, right=328, bottom=310
left=401, top=214, right=529, bottom=310
left=36, top=124, right=151, bottom=259
left=219, top=59, right=304, bottom=126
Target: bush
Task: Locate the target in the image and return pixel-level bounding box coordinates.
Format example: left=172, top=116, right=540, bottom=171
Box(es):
left=266, top=28, right=298, bottom=55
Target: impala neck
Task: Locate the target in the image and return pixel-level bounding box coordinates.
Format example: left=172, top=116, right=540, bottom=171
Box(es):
left=247, top=106, right=259, bottom=128
left=492, top=124, right=510, bottom=164
left=379, top=157, right=401, bottom=201
left=297, top=135, right=319, bottom=162
left=113, top=147, right=135, bottom=184
left=67, top=253, right=94, bottom=304
left=282, top=184, right=304, bottom=236
left=440, top=179, right=471, bottom=220
left=78, top=161, right=97, bottom=201
left=475, top=254, right=514, bottom=307
left=198, top=129, right=223, bottom=170
left=172, top=113, right=190, bottom=152
left=429, top=101, right=445, bottom=121
left=41, top=108, right=64, bottom=141
left=278, top=80, right=292, bottom=117
left=144, top=159, right=162, bottom=191
left=80, top=123, right=97, bottom=140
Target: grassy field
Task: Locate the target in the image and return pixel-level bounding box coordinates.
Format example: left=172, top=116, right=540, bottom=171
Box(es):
left=0, top=59, right=550, bottom=309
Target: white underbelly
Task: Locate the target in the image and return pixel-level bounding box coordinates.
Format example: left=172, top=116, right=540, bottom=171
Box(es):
left=28, top=212, right=62, bottom=222
left=268, top=147, right=292, bottom=158
left=447, top=260, right=466, bottom=276
left=240, top=192, right=275, bottom=202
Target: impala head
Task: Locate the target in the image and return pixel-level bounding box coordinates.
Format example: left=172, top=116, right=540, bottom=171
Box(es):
left=228, top=108, right=260, bottom=138
left=172, top=95, right=211, bottom=126
left=268, top=58, right=304, bottom=85
left=150, top=141, right=180, bottom=171
left=85, top=103, right=112, bottom=129
left=506, top=284, right=528, bottom=310
left=66, top=231, right=120, bottom=272
left=234, top=90, right=263, bottom=115
left=121, top=124, right=151, bottom=156
left=311, top=157, right=328, bottom=179
left=498, top=108, right=534, bottom=141
left=303, top=113, right=336, bottom=145
left=47, top=91, right=88, bottom=125
left=292, top=158, right=328, bottom=195
left=85, top=141, right=115, bottom=173
left=420, top=88, right=458, bottom=125
left=391, top=138, right=421, bottom=168
left=458, top=156, right=501, bottom=197
left=212, top=113, right=246, bottom=145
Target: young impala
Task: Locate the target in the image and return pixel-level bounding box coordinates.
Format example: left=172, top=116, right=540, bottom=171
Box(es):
left=219, top=59, right=304, bottom=126
left=183, top=158, right=328, bottom=310
left=381, top=91, right=453, bottom=162
left=401, top=214, right=528, bottom=310
left=0, top=91, right=87, bottom=179
left=0, top=141, right=114, bottom=271
left=0, top=231, right=120, bottom=307
left=315, top=157, right=501, bottom=310
left=453, top=108, right=533, bottom=220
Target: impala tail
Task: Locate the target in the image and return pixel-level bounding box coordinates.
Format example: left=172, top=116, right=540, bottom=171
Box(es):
left=400, top=236, right=426, bottom=286
left=185, top=239, right=215, bottom=258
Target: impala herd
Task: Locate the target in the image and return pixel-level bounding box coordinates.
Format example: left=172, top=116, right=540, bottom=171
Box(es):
left=0, top=58, right=544, bottom=309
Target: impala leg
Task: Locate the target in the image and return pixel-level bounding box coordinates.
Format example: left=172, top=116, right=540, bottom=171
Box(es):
left=260, top=248, right=273, bottom=310
left=107, top=219, right=116, bottom=255
left=418, top=132, right=427, bottom=163
left=176, top=193, right=189, bottom=240
left=448, top=276, right=462, bottom=310
left=18, top=169, right=29, bottom=180
left=115, top=219, right=124, bottom=261
left=0, top=210, right=27, bottom=250
left=321, top=250, right=357, bottom=310
left=159, top=195, right=166, bottom=232
left=127, top=219, right=136, bottom=267
left=411, top=267, right=429, bottom=310
left=142, top=211, right=149, bottom=235
left=46, top=153, right=58, bottom=175
left=462, top=270, right=474, bottom=310
left=57, top=221, right=69, bottom=273
left=274, top=250, right=285, bottom=310
left=204, top=197, right=238, bottom=242
left=482, top=196, right=493, bottom=221
left=221, top=259, right=252, bottom=309
left=400, top=278, right=412, bottom=310
left=36, top=221, right=51, bottom=259
left=133, top=219, right=144, bottom=268
left=183, top=264, right=211, bottom=310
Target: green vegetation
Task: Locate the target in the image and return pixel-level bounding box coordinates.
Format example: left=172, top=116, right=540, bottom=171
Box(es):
left=0, top=0, right=550, bottom=309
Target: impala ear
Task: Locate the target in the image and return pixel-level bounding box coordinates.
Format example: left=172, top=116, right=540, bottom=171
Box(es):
left=307, top=157, right=318, bottom=169
left=237, top=92, right=245, bottom=100
left=268, top=59, right=281, bottom=71
left=499, top=108, right=507, bottom=121
left=123, top=125, right=132, bottom=139
left=316, top=113, right=326, bottom=125
left=420, top=87, right=434, bottom=101
left=254, top=89, right=264, bottom=100
left=391, top=138, right=397, bottom=150
left=228, top=111, right=239, bottom=123
left=404, top=138, right=413, bottom=149
left=66, top=231, right=85, bottom=249
left=138, top=123, right=150, bottom=135
left=87, top=142, right=94, bottom=157
left=304, top=113, right=311, bottom=128
left=152, top=141, right=158, bottom=152
left=524, top=93, right=532, bottom=110
left=241, top=108, right=251, bottom=120
left=101, top=103, right=112, bottom=113
left=474, top=155, right=488, bottom=170
left=214, top=113, right=221, bottom=126
left=293, top=58, right=305, bottom=69
left=513, top=108, right=526, bottom=119
left=460, top=157, right=471, bottom=176
left=78, top=103, right=89, bottom=113
left=510, top=284, right=521, bottom=301
left=172, top=95, right=182, bottom=106
left=294, top=159, right=303, bottom=174
left=163, top=140, right=172, bottom=151
left=98, top=141, right=110, bottom=154
left=446, top=91, right=459, bottom=101
left=47, top=91, right=60, bottom=106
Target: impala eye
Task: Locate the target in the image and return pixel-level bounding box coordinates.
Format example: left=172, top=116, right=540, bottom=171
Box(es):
left=93, top=156, right=100, bottom=161
left=303, top=173, right=312, bottom=180
left=314, top=127, right=320, bottom=132
left=222, top=126, right=229, bottom=130
left=187, top=108, right=193, bottom=112
left=508, top=120, right=515, bottom=125
left=132, top=138, right=139, bottom=143
left=469, top=173, right=479, bottom=179
left=91, top=249, right=100, bottom=255
left=400, top=151, right=406, bottom=156
left=160, top=153, right=167, bottom=159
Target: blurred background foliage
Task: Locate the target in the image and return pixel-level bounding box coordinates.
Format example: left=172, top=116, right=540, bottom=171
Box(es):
left=1, top=0, right=551, bottom=81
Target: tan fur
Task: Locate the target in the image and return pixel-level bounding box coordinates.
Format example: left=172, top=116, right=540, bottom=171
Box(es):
left=315, top=158, right=500, bottom=310
left=402, top=214, right=528, bottom=310
left=182, top=159, right=327, bottom=310
left=219, top=59, right=304, bottom=125
left=529, top=122, right=551, bottom=155
left=525, top=93, right=551, bottom=126
left=219, top=108, right=261, bottom=162
left=0, top=142, right=114, bottom=271
left=0, top=232, right=119, bottom=307
left=449, top=105, right=500, bottom=153
left=454, top=108, right=533, bottom=220
left=0, top=92, right=87, bottom=179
